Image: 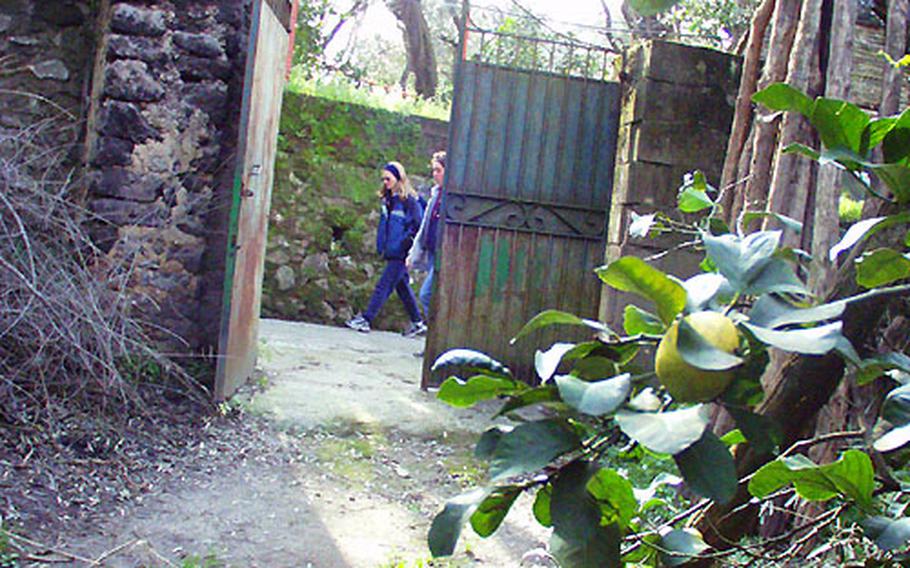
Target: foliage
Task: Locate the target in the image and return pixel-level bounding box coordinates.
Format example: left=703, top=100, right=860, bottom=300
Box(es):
left=426, top=84, right=910, bottom=566
left=627, top=0, right=758, bottom=50
left=264, top=91, right=439, bottom=328
left=287, top=73, right=451, bottom=121
left=292, top=0, right=333, bottom=78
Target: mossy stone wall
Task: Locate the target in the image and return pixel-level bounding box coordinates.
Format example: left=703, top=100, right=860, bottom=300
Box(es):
left=263, top=93, right=448, bottom=331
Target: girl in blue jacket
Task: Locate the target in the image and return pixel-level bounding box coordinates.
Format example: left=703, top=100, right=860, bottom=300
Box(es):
left=346, top=161, right=426, bottom=336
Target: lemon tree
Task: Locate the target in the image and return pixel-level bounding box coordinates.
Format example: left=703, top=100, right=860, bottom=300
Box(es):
left=426, top=84, right=910, bottom=567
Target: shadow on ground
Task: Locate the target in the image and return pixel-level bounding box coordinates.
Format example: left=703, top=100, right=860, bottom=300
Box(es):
left=57, top=320, right=549, bottom=567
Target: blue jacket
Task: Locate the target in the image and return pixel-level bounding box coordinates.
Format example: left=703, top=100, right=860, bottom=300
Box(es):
left=377, top=194, right=422, bottom=260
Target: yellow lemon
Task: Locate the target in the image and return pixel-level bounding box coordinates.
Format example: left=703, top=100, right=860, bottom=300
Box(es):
left=655, top=311, right=740, bottom=403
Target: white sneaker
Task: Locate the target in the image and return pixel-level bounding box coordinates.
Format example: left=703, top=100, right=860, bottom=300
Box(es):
left=345, top=314, right=371, bottom=333
left=402, top=320, right=427, bottom=338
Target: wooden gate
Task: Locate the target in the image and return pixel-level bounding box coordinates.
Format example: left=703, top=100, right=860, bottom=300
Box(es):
left=215, top=0, right=293, bottom=400
left=422, top=27, right=622, bottom=386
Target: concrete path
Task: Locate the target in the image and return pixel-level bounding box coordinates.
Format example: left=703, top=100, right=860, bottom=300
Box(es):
left=60, top=319, right=550, bottom=567
left=250, top=319, right=506, bottom=436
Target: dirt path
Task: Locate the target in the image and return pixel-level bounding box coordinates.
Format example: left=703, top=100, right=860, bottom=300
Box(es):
left=57, top=320, right=549, bottom=567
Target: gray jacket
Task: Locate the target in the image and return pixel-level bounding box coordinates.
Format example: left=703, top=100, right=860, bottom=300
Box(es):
left=407, top=185, right=441, bottom=271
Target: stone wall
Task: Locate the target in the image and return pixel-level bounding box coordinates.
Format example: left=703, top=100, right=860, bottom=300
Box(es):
left=84, top=0, right=250, bottom=350
left=263, top=94, right=448, bottom=331
left=600, top=41, right=741, bottom=329
left=0, top=0, right=94, bottom=152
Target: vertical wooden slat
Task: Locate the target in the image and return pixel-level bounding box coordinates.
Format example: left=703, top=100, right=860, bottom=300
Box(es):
left=466, top=67, right=494, bottom=191
left=557, top=78, right=584, bottom=200
left=520, top=70, right=546, bottom=200
left=481, top=67, right=510, bottom=198
left=538, top=76, right=565, bottom=204
left=449, top=64, right=477, bottom=191
left=504, top=71, right=530, bottom=198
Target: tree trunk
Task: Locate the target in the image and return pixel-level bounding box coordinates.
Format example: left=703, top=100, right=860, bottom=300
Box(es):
left=881, top=0, right=909, bottom=117
left=719, top=0, right=774, bottom=212
left=387, top=0, right=438, bottom=98
left=763, top=0, right=824, bottom=248
left=810, top=0, right=857, bottom=296
left=699, top=0, right=910, bottom=550
left=730, top=0, right=802, bottom=223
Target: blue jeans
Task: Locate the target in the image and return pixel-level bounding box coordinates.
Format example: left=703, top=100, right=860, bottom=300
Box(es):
left=364, top=259, right=422, bottom=323
left=419, top=254, right=434, bottom=320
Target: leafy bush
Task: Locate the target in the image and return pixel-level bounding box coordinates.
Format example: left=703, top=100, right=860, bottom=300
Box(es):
left=427, top=84, right=910, bottom=566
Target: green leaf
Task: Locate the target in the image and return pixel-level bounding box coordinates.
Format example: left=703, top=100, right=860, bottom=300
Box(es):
left=683, top=273, right=733, bottom=313
left=533, top=484, right=552, bottom=527
left=810, top=97, right=869, bottom=154
left=676, top=318, right=743, bottom=371
left=828, top=217, right=887, bottom=262
left=875, top=384, right=910, bottom=453
left=862, top=516, right=910, bottom=551
left=883, top=384, right=910, bottom=425
left=741, top=321, right=844, bottom=355
left=588, top=468, right=638, bottom=529
left=550, top=461, right=622, bottom=568
left=615, top=405, right=710, bottom=455
left=570, top=356, right=619, bottom=381
left=722, top=339, right=769, bottom=407
left=627, top=0, right=681, bottom=16
left=429, top=487, right=489, bottom=557
left=856, top=248, right=910, bottom=288
left=475, top=425, right=512, bottom=459
left=596, top=257, right=687, bottom=325
left=556, top=374, right=632, bottom=417
left=678, top=186, right=714, bottom=213
left=535, top=342, right=576, bottom=382
left=753, top=83, right=813, bottom=116
left=720, top=428, right=746, bottom=446
left=702, top=230, right=805, bottom=295
left=782, top=142, right=821, bottom=161
left=432, top=349, right=511, bottom=378
left=863, top=116, right=899, bottom=155
left=874, top=424, right=910, bottom=454
left=742, top=211, right=803, bottom=234
left=857, top=352, right=910, bottom=386
left=496, top=385, right=560, bottom=416
left=748, top=449, right=874, bottom=509
left=882, top=107, right=910, bottom=162
left=867, top=162, right=910, bottom=204
left=437, top=375, right=521, bottom=408
left=747, top=258, right=808, bottom=296
left=659, top=529, right=711, bottom=567
left=511, top=310, right=613, bottom=345
left=490, top=420, right=581, bottom=481
left=724, top=406, right=782, bottom=455
left=674, top=431, right=737, bottom=504
left=469, top=486, right=521, bottom=537
left=624, top=305, right=665, bottom=335
left=749, top=294, right=845, bottom=329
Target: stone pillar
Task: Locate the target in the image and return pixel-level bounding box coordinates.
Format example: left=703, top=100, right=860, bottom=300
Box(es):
left=600, top=40, right=741, bottom=329
left=85, top=0, right=250, bottom=350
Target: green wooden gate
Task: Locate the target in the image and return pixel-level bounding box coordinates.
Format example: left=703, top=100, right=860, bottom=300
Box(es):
left=215, top=0, right=293, bottom=400
left=422, top=27, right=622, bottom=386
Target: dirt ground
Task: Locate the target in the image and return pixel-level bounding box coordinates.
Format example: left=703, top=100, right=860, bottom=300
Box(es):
left=40, top=320, right=550, bottom=567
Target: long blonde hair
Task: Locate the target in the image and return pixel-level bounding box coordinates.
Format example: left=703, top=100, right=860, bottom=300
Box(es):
left=379, top=161, right=417, bottom=200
